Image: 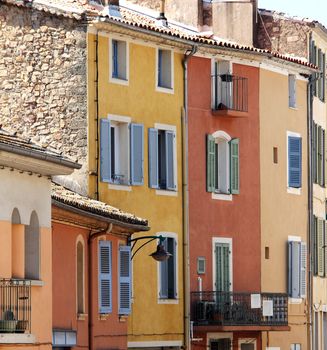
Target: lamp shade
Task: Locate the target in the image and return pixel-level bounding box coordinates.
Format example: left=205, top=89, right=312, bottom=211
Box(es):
left=150, top=243, right=172, bottom=262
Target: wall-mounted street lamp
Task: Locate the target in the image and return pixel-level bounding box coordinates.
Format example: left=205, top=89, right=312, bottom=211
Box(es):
left=128, top=235, right=172, bottom=262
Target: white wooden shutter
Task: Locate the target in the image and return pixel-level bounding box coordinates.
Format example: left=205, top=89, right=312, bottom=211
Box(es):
left=119, top=246, right=131, bottom=314
left=288, top=241, right=301, bottom=298
left=98, top=240, right=112, bottom=313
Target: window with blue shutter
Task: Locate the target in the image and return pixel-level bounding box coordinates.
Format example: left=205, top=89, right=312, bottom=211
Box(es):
left=111, top=39, right=127, bottom=81
left=159, top=237, right=176, bottom=299
left=119, top=246, right=131, bottom=315
left=158, top=49, right=163, bottom=87
left=165, top=131, right=175, bottom=190
left=288, top=136, right=302, bottom=188
left=130, top=123, right=144, bottom=185
left=112, top=39, right=118, bottom=78
left=98, top=241, right=112, bottom=313
left=100, top=119, right=111, bottom=183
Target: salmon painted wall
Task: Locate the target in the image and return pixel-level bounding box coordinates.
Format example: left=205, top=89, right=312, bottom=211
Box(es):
left=52, top=222, right=129, bottom=350
left=187, top=56, right=261, bottom=294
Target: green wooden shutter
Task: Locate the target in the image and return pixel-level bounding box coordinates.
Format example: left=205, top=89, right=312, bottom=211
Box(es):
left=230, top=138, right=240, bottom=194
left=314, top=216, right=318, bottom=275
left=207, top=135, right=215, bottom=192
left=313, top=123, right=317, bottom=184
left=318, top=219, right=325, bottom=276
left=215, top=243, right=230, bottom=292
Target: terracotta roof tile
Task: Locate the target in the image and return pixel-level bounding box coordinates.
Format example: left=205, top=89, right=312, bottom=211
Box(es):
left=51, top=182, right=148, bottom=227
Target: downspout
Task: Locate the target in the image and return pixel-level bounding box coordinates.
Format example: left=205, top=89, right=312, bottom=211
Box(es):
left=95, top=31, right=100, bottom=200
left=88, top=224, right=112, bottom=350
left=182, top=45, right=197, bottom=350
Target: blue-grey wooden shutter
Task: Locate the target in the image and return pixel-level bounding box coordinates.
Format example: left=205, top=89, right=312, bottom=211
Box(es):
left=230, top=138, right=239, bottom=194
left=288, top=241, right=301, bottom=298
left=165, top=131, right=175, bottom=190
left=313, top=123, right=317, bottom=183
left=100, top=119, right=111, bottom=183
left=318, top=219, right=325, bottom=276
left=288, top=136, right=302, bottom=188
left=323, top=53, right=326, bottom=102
left=148, top=128, right=159, bottom=188
left=300, top=242, right=307, bottom=298
left=119, top=246, right=131, bottom=315
left=314, top=216, right=318, bottom=275
left=158, top=49, right=162, bottom=86
left=99, top=240, right=112, bottom=313
left=112, top=40, right=118, bottom=78
left=160, top=238, right=168, bottom=299
left=130, top=123, right=144, bottom=185
left=207, top=135, right=215, bottom=192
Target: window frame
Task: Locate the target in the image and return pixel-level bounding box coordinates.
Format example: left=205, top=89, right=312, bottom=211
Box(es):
left=109, top=36, right=129, bottom=86
left=286, top=131, right=302, bottom=195
left=156, top=47, right=174, bottom=94
left=211, top=59, right=232, bottom=110
left=238, top=338, right=257, bottom=350
left=157, top=232, right=178, bottom=304
left=288, top=74, right=297, bottom=108
left=76, top=236, right=85, bottom=316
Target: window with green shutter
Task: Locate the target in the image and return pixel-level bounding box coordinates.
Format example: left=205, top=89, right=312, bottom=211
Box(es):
left=230, top=138, right=239, bottom=194
left=215, top=243, right=231, bottom=292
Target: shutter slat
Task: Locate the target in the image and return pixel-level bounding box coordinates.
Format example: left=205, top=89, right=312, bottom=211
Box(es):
left=99, top=241, right=112, bottom=313
left=119, top=246, right=131, bottom=314
left=230, top=138, right=240, bottom=194
left=288, top=136, right=302, bottom=188
left=100, top=119, right=111, bottom=183
left=130, top=123, right=144, bottom=185
left=207, top=135, right=215, bottom=192
left=148, top=128, right=159, bottom=188
left=165, top=131, right=175, bottom=190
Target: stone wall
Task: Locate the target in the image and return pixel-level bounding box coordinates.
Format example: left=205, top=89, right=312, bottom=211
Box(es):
left=0, top=3, right=88, bottom=194
left=256, top=11, right=310, bottom=59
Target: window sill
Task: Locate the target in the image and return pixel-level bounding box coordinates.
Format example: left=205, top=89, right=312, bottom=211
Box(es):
left=212, top=109, right=248, bottom=118
left=108, top=184, right=132, bottom=191
left=77, top=313, right=87, bottom=321
left=12, top=279, right=44, bottom=287
left=155, top=189, right=178, bottom=197
left=156, top=86, right=174, bottom=94
left=211, top=193, right=232, bottom=201
left=287, top=187, right=301, bottom=195
left=0, top=333, right=35, bottom=344
left=110, top=76, right=129, bottom=86
left=158, top=298, right=179, bottom=305
left=99, top=313, right=110, bottom=320
left=288, top=106, right=298, bottom=110
left=289, top=297, right=303, bottom=304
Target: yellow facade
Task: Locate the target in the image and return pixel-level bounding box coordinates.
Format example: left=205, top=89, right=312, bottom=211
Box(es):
left=88, top=26, right=185, bottom=346
left=260, top=68, right=309, bottom=349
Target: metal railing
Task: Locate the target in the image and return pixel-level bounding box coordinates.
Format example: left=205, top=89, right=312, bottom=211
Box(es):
left=212, top=74, right=248, bottom=112
left=0, top=279, right=31, bottom=333
left=191, top=291, right=288, bottom=326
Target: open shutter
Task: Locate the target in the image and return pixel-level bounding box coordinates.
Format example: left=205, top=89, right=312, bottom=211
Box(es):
left=148, top=128, right=159, bottom=188
left=112, top=40, right=118, bottom=78
left=130, top=123, right=144, bottom=185
left=300, top=242, right=307, bottom=298
left=323, top=53, right=326, bottom=102
left=100, top=119, right=111, bottom=183
left=288, top=241, right=301, bottom=298
left=207, top=135, right=215, bottom=192
left=313, top=123, right=317, bottom=183
left=99, top=241, right=112, bottom=313
left=160, top=238, right=168, bottom=299
left=230, top=138, right=240, bottom=194
left=222, top=244, right=230, bottom=292
left=318, top=219, right=325, bottom=276
left=165, top=131, right=175, bottom=190
left=318, top=126, right=322, bottom=185
left=323, top=128, right=325, bottom=186
left=288, top=136, right=302, bottom=188
left=119, top=246, right=131, bottom=315
left=314, top=216, right=318, bottom=275
left=325, top=222, right=327, bottom=277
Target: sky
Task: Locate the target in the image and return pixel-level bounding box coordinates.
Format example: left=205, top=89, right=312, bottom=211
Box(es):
left=258, top=0, right=327, bottom=27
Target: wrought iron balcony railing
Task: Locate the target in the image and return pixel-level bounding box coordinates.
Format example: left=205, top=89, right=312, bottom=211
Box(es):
left=0, top=279, right=31, bottom=333
left=191, top=291, right=288, bottom=327
left=212, top=74, right=248, bottom=112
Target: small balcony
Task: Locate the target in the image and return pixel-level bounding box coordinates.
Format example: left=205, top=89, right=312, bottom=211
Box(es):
left=212, top=74, right=248, bottom=114
left=0, top=279, right=31, bottom=334
left=191, top=291, right=288, bottom=331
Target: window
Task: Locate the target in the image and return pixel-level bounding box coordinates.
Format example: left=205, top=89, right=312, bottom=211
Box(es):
left=118, top=246, right=131, bottom=315
left=313, top=123, right=325, bottom=187
left=100, top=118, right=144, bottom=186
left=287, top=135, right=302, bottom=189
left=313, top=216, right=326, bottom=277
left=288, top=74, right=296, bottom=108
left=148, top=127, right=176, bottom=191
left=290, top=345, right=301, bottom=350
left=25, top=211, right=40, bottom=280
left=77, top=240, right=84, bottom=314
left=287, top=239, right=306, bottom=299
left=210, top=339, right=231, bottom=350
left=157, top=48, right=173, bottom=90
left=310, top=37, right=325, bottom=102
left=197, top=257, right=206, bottom=274
left=11, top=208, right=23, bottom=279
left=110, top=38, right=128, bottom=83
left=159, top=237, right=177, bottom=299
left=207, top=132, right=239, bottom=195
left=214, top=241, right=232, bottom=292
left=98, top=240, right=112, bottom=314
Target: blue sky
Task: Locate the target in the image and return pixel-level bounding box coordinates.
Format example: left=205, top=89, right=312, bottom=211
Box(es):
left=258, top=0, right=327, bottom=27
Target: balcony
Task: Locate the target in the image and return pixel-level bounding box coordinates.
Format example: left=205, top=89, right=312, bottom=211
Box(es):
left=0, top=279, right=31, bottom=334
left=212, top=74, right=248, bottom=115
left=191, top=291, right=288, bottom=331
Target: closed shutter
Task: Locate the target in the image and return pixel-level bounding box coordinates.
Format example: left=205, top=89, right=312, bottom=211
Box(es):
left=207, top=135, right=216, bottom=192
left=288, top=241, right=301, bottom=298
left=130, top=123, right=144, bottom=185
left=318, top=219, right=325, bottom=276
left=160, top=238, right=168, bottom=299
left=313, top=123, right=317, bottom=183
left=165, top=131, right=175, bottom=190
left=119, top=246, right=131, bottom=315
left=312, top=42, right=317, bottom=96
left=112, top=40, right=118, bottom=78
left=98, top=241, right=112, bottom=313
left=230, top=138, right=240, bottom=194
left=323, top=53, right=326, bottom=102
left=323, top=128, right=326, bottom=186
left=314, top=216, right=318, bottom=275
left=288, top=136, right=302, bottom=188
left=215, top=243, right=230, bottom=292
left=318, top=49, right=322, bottom=99
left=318, top=126, right=322, bottom=185
left=288, top=75, right=296, bottom=107
left=300, top=242, right=307, bottom=298
left=148, top=128, right=159, bottom=188
left=100, top=119, right=111, bottom=183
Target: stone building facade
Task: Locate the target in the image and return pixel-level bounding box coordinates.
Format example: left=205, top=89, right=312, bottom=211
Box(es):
left=0, top=2, right=88, bottom=194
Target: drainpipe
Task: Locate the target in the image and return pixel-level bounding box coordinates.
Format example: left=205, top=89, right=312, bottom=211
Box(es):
left=182, top=45, right=197, bottom=350
left=88, top=224, right=112, bottom=350
left=94, top=31, right=100, bottom=200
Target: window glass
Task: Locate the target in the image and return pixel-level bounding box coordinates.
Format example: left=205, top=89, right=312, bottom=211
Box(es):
left=112, top=39, right=127, bottom=80
left=158, top=49, right=172, bottom=89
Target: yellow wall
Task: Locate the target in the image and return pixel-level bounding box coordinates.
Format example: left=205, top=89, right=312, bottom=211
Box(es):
left=260, top=68, right=308, bottom=349
left=88, top=30, right=184, bottom=344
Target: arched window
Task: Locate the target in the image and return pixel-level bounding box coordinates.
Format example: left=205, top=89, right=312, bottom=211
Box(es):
left=77, top=239, right=84, bottom=314
left=12, top=208, right=24, bottom=279
left=25, top=211, right=40, bottom=280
